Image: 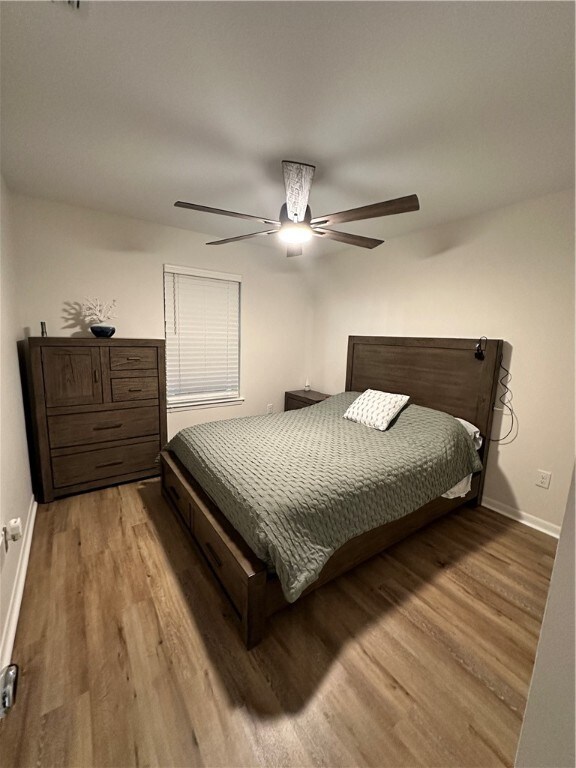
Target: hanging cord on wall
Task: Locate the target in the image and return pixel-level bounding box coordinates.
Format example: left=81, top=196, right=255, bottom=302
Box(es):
left=490, top=355, right=517, bottom=443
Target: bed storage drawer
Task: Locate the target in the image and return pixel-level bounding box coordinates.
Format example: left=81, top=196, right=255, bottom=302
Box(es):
left=162, top=460, right=193, bottom=529
left=161, top=454, right=248, bottom=615
left=160, top=450, right=274, bottom=648
left=52, top=440, right=159, bottom=487
left=194, top=508, right=247, bottom=614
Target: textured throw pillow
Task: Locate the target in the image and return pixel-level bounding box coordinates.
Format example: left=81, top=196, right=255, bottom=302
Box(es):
left=343, top=389, right=410, bottom=431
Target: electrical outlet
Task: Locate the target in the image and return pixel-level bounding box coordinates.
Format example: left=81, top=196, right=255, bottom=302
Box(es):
left=266, top=403, right=274, bottom=414
left=8, top=518, right=22, bottom=541
left=535, top=470, right=552, bottom=489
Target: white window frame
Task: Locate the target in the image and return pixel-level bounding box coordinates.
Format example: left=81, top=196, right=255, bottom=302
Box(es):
left=163, top=264, right=243, bottom=411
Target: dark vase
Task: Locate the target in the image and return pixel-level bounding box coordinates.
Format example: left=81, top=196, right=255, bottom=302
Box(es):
left=90, top=324, right=116, bottom=338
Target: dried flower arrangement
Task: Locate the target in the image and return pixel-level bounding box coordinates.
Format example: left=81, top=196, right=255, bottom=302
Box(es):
left=81, top=297, right=117, bottom=325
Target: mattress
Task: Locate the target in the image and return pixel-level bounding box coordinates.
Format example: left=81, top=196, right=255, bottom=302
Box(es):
left=166, top=392, right=482, bottom=602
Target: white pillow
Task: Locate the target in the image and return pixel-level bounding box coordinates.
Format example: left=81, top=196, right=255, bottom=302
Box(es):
left=343, top=389, right=409, bottom=431
left=455, top=417, right=483, bottom=450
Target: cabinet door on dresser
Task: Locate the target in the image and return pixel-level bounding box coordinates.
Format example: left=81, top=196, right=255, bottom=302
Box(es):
left=41, top=346, right=102, bottom=407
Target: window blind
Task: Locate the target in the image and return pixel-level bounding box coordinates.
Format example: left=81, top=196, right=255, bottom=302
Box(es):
left=164, top=265, right=241, bottom=408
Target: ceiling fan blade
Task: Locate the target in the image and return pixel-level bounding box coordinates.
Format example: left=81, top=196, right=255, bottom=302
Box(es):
left=206, top=229, right=279, bottom=246
left=175, top=201, right=279, bottom=227
left=286, top=244, right=303, bottom=258
left=312, top=228, right=384, bottom=249
left=282, top=161, right=315, bottom=222
left=311, top=194, right=419, bottom=227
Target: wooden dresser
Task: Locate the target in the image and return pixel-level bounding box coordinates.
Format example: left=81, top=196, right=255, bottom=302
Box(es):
left=20, top=337, right=167, bottom=502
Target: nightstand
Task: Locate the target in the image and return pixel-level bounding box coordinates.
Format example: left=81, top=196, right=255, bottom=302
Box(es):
left=284, top=389, right=330, bottom=411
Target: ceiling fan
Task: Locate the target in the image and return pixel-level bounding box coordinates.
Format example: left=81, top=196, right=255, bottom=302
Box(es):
left=174, top=161, right=420, bottom=257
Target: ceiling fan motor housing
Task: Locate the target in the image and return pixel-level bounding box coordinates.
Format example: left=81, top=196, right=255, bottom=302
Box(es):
left=279, top=203, right=312, bottom=225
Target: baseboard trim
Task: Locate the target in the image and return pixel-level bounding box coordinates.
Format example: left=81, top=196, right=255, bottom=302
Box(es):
left=0, top=496, right=38, bottom=670
left=482, top=496, right=560, bottom=539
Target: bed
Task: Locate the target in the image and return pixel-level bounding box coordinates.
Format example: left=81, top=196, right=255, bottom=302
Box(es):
left=160, top=335, right=503, bottom=647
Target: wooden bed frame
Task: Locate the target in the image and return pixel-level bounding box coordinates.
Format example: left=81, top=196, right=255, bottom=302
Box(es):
left=160, top=335, right=503, bottom=648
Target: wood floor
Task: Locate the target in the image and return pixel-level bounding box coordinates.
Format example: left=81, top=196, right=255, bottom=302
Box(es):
left=1, top=481, right=556, bottom=768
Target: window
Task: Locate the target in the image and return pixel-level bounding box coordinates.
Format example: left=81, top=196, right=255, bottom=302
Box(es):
left=163, top=264, right=242, bottom=410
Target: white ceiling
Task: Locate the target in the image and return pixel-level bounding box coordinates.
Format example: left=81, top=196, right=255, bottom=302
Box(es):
left=1, top=1, right=574, bottom=254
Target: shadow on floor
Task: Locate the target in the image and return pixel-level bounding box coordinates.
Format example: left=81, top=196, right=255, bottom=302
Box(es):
left=136, top=479, right=541, bottom=719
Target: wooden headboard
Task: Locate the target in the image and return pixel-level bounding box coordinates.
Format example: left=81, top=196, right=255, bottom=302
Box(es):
left=345, top=336, right=503, bottom=449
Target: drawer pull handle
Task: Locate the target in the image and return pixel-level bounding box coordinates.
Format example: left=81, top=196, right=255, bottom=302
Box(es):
left=204, top=542, right=222, bottom=569
left=128, top=388, right=143, bottom=392
left=127, top=356, right=142, bottom=361
left=169, top=485, right=180, bottom=501
left=93, top=369, right=100, bottom=384
left=93, top=423, right=123, bottom=431
left=96, top=460, right=124, bottom=469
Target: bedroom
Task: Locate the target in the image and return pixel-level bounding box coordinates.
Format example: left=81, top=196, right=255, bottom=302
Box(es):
left=0, top=1, right=574, bottom=766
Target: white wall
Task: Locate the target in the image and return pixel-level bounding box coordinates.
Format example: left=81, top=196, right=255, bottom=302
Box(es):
left=304, top=189, right=575, bottom=530
left=0, top=178, right=35, bottom=668
left=6, top=188, right=574, bottom=534
left=515, top=470, right=575, bottom=767
left=10, top=194, right=312, bottom=436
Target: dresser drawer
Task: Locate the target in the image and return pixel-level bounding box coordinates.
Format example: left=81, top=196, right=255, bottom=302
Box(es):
left=284, top=396, right=310, bottom=411
left=111, top=377, right=159, bottom=402
left=284, top=390, right=330, bottom=411
left=48, top=406, right=159, bottom=448
left=110, top=347, right=157, bottom=371
left=52, top=440, right=159, bottom=488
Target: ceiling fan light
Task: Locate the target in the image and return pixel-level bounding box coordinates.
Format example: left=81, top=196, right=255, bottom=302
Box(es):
left=278, top=223, right=313, bottom=245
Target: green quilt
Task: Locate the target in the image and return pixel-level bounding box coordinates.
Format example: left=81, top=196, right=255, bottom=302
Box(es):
left=166, top=392, right=482, bottom=602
